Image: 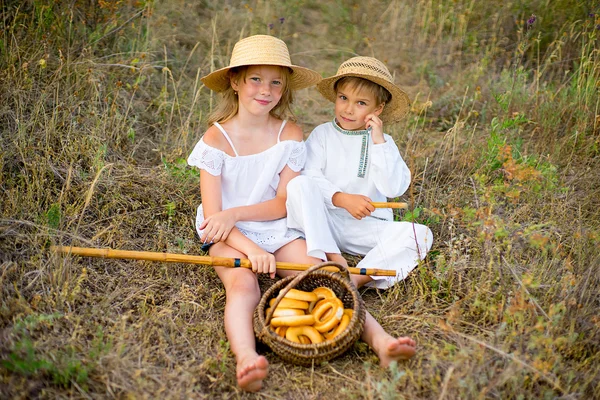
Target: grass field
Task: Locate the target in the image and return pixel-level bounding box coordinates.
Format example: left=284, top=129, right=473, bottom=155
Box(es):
left=1, top=0, right=599, bottom=398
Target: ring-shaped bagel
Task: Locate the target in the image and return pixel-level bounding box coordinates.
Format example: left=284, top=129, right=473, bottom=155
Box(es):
left=269, top=298, right=309, bottom=310
left=308, top=299, right=318, bottom=314
left=275, top=326, right=288, bottom=337
left=266, top=307, right=306, bottom=318
left=312, top=287, right=336, bottom=300
left=311, top=298, right=343, bottom=320
left=283, top=289, right=318, bottom=302
left=312, top=298, right=344, bottom=333
left=298, top=335, right=311, bottom=344
left=324, top=313, right=351, bottom=340
left=270, top=314, right=315, bottom=327
left=285, top=325, right=324, bottom=344
left=309, top=287, right=337, bottom=312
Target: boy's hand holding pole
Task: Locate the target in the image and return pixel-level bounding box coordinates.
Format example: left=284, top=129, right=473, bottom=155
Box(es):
left=332, top=192, right=375, bottom=220
left=332, top=191, right=409, bottom=219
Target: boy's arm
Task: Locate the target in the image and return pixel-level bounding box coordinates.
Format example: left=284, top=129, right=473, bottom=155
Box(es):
left=302, top=130, right=343, bottom=209
left=370, top=134, right=411, bottom=197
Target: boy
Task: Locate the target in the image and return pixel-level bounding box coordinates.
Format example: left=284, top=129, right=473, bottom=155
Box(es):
left=286, top=56, right=433, bottom=290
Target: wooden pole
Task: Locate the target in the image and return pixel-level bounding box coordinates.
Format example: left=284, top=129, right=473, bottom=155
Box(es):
left=51, top=246, right=397, bottom=277
left=371, top=202, right=408, bottom=209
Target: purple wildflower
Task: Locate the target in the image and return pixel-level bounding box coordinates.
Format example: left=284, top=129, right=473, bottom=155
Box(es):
left=527, top=14, right=536, bottom=26
left=268, top=23, right=274, bottom=30
left=279, top=17, right=285, bottom=24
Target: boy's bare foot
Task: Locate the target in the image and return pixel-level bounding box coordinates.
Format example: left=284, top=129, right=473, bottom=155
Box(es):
left=376, top=336, right=416, bottom=367
left=236, top=353, right=269, bottom=392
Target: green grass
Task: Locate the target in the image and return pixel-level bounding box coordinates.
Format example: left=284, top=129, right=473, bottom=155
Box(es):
left=1, top=0, right=599, bottom=398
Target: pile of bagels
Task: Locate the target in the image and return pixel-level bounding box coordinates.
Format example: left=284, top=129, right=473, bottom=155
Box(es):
left=267, top=287, right=353, bottom=345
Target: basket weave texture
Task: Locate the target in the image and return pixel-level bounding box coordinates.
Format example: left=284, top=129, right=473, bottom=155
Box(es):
left=253, top=262, right=366, bottom=366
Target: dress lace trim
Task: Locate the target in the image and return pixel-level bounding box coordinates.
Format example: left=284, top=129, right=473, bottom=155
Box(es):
left=237, top=227, right=302, bottom=247
left=287, top=141, right=306, bottom=172
left=187, top=139, right=224, bottom=176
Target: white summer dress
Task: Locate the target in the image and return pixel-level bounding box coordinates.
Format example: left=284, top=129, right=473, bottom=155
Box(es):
left=187, top=120, right=305, bottom=253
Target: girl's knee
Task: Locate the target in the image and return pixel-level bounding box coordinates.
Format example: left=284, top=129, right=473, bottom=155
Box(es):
left=222, top=271, right=260, bottom=295
left=231, top=280, right=260, bottom=296
left=209, top=242, right=246, bottom=259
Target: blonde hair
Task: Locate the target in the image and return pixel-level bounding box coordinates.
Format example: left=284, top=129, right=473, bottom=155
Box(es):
left=207, top=66, right=296, bottom=126
left=334, top=76, right=391, bottom=106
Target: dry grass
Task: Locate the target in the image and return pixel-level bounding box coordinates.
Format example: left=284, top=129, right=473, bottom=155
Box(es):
left=1, top=0, right=599, bottom=398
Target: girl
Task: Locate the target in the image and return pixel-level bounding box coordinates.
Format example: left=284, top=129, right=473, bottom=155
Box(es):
left=187, top=35, right=323, bottom=392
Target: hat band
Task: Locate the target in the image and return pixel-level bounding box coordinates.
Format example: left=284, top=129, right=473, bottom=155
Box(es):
left=337, top=63, right=393, bottom=82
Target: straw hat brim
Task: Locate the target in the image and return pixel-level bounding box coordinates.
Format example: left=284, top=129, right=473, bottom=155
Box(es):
left=317, top=73, right=411, bottom=123
left=201, top=63, right=322, bottom=92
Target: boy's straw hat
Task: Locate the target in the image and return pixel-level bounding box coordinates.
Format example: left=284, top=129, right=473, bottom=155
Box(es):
left=317, top=56, right=411, bottom=123
left=201, top=35, right=321, bottom=92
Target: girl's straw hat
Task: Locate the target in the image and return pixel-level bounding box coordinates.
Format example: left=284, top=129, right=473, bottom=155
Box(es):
left=317, top=56, right=411, bottom=123
left=201, top=35, right=322, bottom=92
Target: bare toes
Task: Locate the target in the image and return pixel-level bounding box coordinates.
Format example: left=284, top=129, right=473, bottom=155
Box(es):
left=237, top=355, right=269, bottom=392
left=379, top=337, right=417, bottom=367
left=396, top=336, right=416, bottom=347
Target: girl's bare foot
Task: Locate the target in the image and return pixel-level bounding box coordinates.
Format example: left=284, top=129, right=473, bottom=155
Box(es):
left=376, top=336, right=416, bottom=367
left=236, top=353, right=269, bottom=392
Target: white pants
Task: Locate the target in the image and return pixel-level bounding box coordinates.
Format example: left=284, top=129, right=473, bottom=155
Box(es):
left=286, top=176, right=433, bottom=289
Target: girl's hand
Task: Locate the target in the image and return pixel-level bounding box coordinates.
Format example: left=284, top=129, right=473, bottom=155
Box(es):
left=365, top=114, right=384, bottom=144
left=199, top=209, right=237, bottom=244
left=333, top=192, right=375, bottom=220
left=247, top=248, right=277, bottom=278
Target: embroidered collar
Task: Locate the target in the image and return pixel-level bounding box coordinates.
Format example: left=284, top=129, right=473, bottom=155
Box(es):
left=331, top=119, right=370, bottom=178
left=332, top=119, right=370, bottom=136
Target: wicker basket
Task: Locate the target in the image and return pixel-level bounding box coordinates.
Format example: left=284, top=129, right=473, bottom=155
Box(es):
left=253, top=262, right=366, bottom=366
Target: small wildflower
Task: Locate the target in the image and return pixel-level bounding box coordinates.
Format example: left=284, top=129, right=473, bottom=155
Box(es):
left=527, top=14, right=536, bottom=27
left=38, top=59, right=46, bottom=68
left=268, top=23, right=274, bottom=30
left=279, top=17, right=285, bottom=24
